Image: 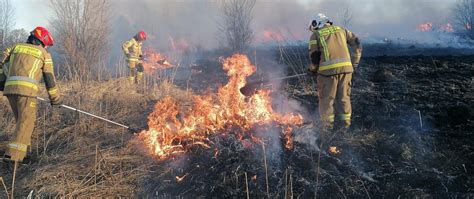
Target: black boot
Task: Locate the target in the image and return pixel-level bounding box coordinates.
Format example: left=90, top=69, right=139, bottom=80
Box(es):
left=2, top=154, right=32, bottom=165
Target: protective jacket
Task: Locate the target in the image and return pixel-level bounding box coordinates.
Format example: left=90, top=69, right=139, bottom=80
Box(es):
left=122, top=37, right=143, bottom=62
left=309, top=25, right=362, bottom=76
left=0, top=43, right=59, bottom=102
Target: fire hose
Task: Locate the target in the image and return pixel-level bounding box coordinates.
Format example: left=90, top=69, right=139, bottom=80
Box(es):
left=36, top=97, right=138, bottom=133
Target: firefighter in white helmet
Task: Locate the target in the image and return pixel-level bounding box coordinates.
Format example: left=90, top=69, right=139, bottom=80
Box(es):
left=308, top=13, right=362, bottom=134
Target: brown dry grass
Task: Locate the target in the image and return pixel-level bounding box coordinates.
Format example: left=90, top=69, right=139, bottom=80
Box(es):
left=0, top=76, right=192, bottom=197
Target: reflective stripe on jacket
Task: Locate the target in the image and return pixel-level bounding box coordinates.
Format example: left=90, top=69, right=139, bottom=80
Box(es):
left=308, top=25, right=362, bottom=76
left=122, top=38, right=143, bottom=62
left=2, top=43, right=59, bottom=100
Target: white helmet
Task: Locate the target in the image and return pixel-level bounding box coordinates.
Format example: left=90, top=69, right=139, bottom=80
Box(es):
left=309, top=13, right=331, bottom=31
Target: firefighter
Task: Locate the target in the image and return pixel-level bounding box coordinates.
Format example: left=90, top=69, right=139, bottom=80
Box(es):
left=122, top=31, right=146, bottom=84
left=0, top=26, right=61, bottom=162
left=308, top=13, right=362, bottom=133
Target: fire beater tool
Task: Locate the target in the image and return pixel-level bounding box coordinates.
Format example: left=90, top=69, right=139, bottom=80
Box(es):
left=36, top=97, right=139, bottom=133
left=140, top=56, right=171, bottom=66
left=240, top=73, right=309, bottom=96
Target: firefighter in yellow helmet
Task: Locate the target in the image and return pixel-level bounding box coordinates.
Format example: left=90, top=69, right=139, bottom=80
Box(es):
left=122, top=31, right=146, bottom=84
left=308, top=13, right=362, bottom=133
left=0, top=26, right=61, bottom=162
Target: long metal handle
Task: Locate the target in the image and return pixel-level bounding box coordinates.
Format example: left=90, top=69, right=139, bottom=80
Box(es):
left=36, top=97, right=134, bottom=131
left=270, top=73, right=308, bottom=81
left=240, top=73, right=309, bottom=96
left=247, top=73, right=308, bottom=86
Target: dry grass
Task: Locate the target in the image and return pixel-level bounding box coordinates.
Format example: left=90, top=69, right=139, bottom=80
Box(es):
left=0, top=76, right=192, bottom=197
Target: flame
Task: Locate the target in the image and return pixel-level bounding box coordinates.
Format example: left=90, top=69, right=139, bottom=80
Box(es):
left=169, top=36, right=190, bottom=53
left=142, top=47, right=173, bottom=72
left=440, top=23, right=454, bottom=33
left=139, top=54, right=303, bottom=159
left=417, top=22, right=456, bottom=33
left=329, top=146, right=341, bottom=155
left=176, top=174, right=188, bottom=182
left=283, top=126, right=294, bottom=150
left=263, top=30, right=284, bottom=42
left=417, top=22, right=433, bottom=32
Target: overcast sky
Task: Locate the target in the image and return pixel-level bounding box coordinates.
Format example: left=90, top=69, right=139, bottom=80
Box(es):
left=15, top=0, right=51, bottom=30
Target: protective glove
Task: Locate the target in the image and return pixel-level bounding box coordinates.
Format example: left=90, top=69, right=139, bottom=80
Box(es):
left=50, top=98, right=62, bottom=108
left=307, top=64, right=318, bottom=76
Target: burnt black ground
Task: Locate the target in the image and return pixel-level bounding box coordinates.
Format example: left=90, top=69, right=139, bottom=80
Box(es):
left=150, top=46, right=473, bottom=198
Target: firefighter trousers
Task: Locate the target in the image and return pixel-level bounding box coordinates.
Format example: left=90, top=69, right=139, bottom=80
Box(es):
left=317, top=73, right=352, bottom=131
left=5, top=95, right=37, bottom=162
left=127, top=61, right=144, bottom=84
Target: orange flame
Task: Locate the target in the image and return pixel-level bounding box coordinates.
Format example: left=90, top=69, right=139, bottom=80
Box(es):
left=440, top=23, right=454, bottom=33
left=169, top=36, right=190, bottom=53
left=142, top=48, right=173, bottom=72
left=263, top=30, right=284, bottom=42
left=139, top=54, right=303, bottom=159
left=329, top=146, right=341, bottom=155
left=417, top=22, right=433, bottom=32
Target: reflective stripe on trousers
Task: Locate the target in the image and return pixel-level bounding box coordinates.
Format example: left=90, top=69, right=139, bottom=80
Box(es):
left=322, top=114, right=335, bottom=123
left=127, top=57, right=139, bottom=62
left=48, top=87, right=59, bottom=95
left=8, top=142, right=28, bottom=152
left=336, top=114, right=351, bottom=121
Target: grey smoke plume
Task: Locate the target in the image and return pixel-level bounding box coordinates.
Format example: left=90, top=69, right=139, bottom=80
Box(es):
left=109, top=0, right=457, bottom=54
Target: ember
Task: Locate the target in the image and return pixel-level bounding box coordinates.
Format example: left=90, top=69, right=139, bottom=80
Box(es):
left=328, top=146, right=341, bottom=155
left=139, top=54, right=303, bottom=159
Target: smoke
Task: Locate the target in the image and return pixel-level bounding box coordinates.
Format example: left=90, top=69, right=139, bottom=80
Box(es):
left=109, top=0, right=219, bottom=59
left=108, top=0, right=458, bottom=58
left=303, top=0, right=455, bottom=36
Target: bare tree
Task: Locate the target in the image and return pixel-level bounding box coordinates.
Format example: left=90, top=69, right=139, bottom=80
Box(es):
left=6, top=28, right=28, bottom=44
left=453, top=0, right=474, bottom=39
left=50, top=0, right=111, bottom=80
left=219, top=0, right=256, bottom=53
left=341, top=0, right=353, bottom=28
left=0, top=0, right=15, bottom=50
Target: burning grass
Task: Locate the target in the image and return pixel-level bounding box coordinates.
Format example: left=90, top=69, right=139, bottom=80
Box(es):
left=142, top=47, right=174, bottom=72
left=139, top=54, right=303, bottom=159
